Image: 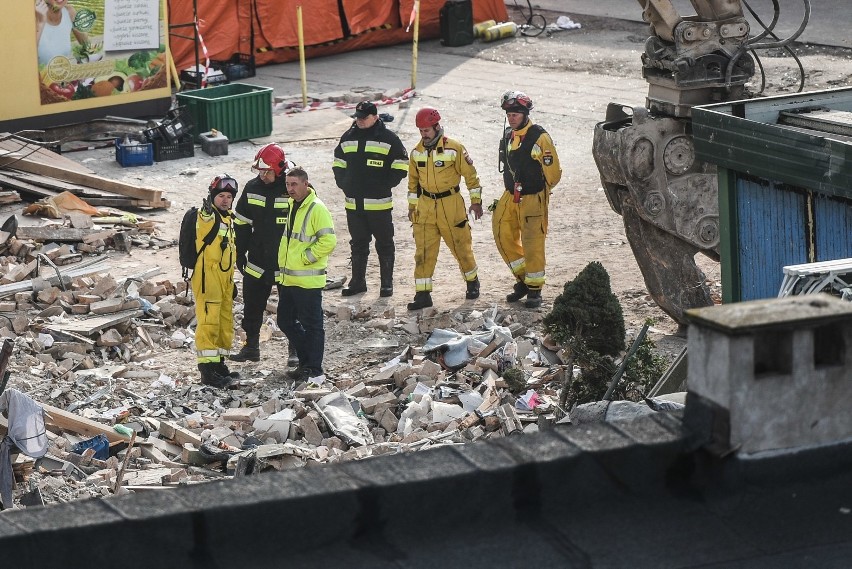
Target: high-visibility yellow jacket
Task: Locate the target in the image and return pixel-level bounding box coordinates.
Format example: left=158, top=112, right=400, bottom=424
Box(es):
left=407, top=136, right=482, bottom=206
left=275, top=188, right=337, bottom=289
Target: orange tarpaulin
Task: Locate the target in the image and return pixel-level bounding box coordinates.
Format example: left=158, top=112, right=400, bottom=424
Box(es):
left=168, top=0, right=508, bottom=70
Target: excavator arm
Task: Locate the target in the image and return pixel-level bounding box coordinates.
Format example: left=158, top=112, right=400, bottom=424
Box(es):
left=593, top=0, right=809, bottom=324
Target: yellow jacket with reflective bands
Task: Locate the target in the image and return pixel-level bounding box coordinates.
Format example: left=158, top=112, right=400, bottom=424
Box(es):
left=407, top=136, right=482, bottom=206
left=275, top=189, right=337, bottom=289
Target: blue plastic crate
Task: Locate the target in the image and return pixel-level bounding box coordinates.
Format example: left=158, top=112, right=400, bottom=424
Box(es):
left=115, top=138, right=153, bottom=167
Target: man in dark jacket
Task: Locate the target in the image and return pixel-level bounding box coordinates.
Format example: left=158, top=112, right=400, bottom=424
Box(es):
left=332, top=101, right=408, bottom=297
left=230, top=143, right=299, bottom=366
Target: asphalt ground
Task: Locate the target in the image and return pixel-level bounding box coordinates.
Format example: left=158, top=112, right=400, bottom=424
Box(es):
left=526, top=0, right=850, bottom=48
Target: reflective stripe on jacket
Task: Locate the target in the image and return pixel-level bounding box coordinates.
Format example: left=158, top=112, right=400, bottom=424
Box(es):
left=408, top=136, right=482, bottom=206
left=233, top=175, right=290, bottom=275
left=332, top=119, right=409, bottom=201
left=276, top=189, right=337, bottom=289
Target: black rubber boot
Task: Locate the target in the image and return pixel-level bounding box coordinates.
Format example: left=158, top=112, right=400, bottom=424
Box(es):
left=506, top=281, right=529, bottom=302
left=465, top=277, right=480, bottom=300
left=379, top=255, right=394, bottom=297
left=230, top=335, right=260, bottom=362
left=217, top=361, right=240, bottom=379
left=342, top=255, right=368, bottom=296
left=287, top=344, right=299, bottom=368
left=198, top=362, right=233, bottom=388
left=407, top=291, right=433, bottom=311
left=525, top=289, right=542, bottom=308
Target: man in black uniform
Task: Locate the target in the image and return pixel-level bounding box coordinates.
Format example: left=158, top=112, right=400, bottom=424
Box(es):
left=230, top=143, right=299, bottom=366
left=333, top=101, right=408, bottom=297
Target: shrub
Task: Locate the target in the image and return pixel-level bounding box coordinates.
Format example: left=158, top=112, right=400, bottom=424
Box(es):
left=543, top=261, right=625, bottom=357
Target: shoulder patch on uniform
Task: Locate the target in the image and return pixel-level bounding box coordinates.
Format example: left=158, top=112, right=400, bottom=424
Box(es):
left=543, top=152, right=553, bottom=166
left=463, top=150, right=473, bottom=165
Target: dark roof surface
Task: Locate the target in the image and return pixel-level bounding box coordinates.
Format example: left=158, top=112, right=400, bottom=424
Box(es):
left=3, top=413, right=852, bottom=568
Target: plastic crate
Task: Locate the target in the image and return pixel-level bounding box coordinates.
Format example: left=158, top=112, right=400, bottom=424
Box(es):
left=210, top=53, right=256, bottom=82
left=179, top=67, right=229, bottom=91
left=153, top=134, right=195, bottom=162
left=158, top=107, right=194, bottom=143
left=142, top=126, right=162, bottom=142
left=115, top=138, right=153, bottom=167
left=176, top=83, right=273, bottom=143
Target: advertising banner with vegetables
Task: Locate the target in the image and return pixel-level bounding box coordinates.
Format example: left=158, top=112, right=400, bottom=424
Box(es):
left=35, top=0, right=167, bottom=106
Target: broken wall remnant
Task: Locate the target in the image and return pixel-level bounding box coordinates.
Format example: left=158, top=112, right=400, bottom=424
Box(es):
left=685, top=295, right=852, bottom=455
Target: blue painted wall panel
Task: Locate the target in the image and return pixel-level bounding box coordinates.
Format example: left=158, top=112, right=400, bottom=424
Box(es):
left=813, top=194, right=852, bottom=261
left=736, top=178, right=808, bottom=300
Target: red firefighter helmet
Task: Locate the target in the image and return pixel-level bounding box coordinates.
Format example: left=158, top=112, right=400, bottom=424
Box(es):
left=415, top=107, right=442, bottom=128
left=252, top=143, right=287, bottom=176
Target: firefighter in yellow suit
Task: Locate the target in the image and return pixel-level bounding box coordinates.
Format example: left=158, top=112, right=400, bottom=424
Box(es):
left=406, top=106, right=483, bottom=311
left=193, top=175, right=238, bottom=389
left=493, top=90, right=562, bottom=308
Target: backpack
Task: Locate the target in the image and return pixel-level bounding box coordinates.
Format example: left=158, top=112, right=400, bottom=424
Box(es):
left=178, top=206, right=219, bottom=282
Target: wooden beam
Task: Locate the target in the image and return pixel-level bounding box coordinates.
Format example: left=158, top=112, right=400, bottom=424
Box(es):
left=0, top=156, right=162, bottom=202
left=16, top=226, right=96, bottom=242
left=46, top=308, right=143, bottom=335
left=42, top=403, right=131, bottom=444
left=0, top=172, right=58, bottom=200
left=0, top=136, right=93, bottom=174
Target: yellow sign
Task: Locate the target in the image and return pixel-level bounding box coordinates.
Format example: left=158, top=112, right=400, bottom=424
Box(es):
left=35, top=0, right=167, bottom=106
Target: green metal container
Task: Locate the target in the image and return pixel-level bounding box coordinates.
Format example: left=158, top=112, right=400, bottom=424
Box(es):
left=176, top=83, right=273, bottom=143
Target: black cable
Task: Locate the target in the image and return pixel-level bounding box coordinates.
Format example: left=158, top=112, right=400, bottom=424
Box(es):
left=783, top=45, right=806, bottom=93
left=747, top=0, right=811, bottom=50
left=512, top=0, right=547, bottom=38
left=752, top=50, right=767, bottom=95
left=728, top=0, right=808, bottom=93
left=744, top=0, right=780, bottom=44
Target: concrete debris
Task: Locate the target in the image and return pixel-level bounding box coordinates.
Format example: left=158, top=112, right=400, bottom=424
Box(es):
left=1, top=289, right=579, bottom=510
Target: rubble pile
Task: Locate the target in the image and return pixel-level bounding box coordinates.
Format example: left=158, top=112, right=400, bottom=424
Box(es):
left=1, top=296, right=573, bottom=509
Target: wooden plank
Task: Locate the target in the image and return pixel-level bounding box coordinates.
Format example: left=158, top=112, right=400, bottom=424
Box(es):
left=0, top=155, right=162, bottom=202
left=0, top=191, right=21, bottom=205
left=158, top=421, right=203, bottom=446
left=42, top=403, right=131, bottom=444
left=0, top=136, right=94, bottom=174
left=0, top=172, right=59, bottom=199
left=1, top=171, right=169, bottom=208
left=46, top=308, right=143, bottom=335
left=3, top=170, right=119, bottom=198
left=16, top=226, right=95, bottom=242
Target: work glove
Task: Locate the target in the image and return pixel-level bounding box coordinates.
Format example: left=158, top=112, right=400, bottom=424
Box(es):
left=408, top=205, right=417, bottom=223
left=468, top=202, right=484, bottom=221
left=236, top=255, right=247, bottom=276
left=201, top=196, right=214, bottom=216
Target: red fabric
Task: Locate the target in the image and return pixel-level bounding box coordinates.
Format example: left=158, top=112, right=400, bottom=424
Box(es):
left=343, top=0, right=401, bottom=35
left=170, top=0, right=510, bottom=70
left=253, top=0, right=343, bottom=48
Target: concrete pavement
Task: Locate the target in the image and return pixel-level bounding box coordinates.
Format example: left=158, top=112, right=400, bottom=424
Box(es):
left=526, top=0, right=851, bottom=48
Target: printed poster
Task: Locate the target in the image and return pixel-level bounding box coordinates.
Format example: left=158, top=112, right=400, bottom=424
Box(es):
left=35, top=0, right=167, bottom=105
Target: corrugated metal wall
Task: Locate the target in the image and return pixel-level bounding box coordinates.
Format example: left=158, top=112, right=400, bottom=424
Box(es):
left=735, top=178, right=852, bottom=301
left=814, top=193, right=852, bottom=261
left=736, top=177, right=808, bottom=300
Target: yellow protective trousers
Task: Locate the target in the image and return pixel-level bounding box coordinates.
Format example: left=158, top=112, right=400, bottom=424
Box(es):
left=193, top=266, right=234, bottom=363
left=193, top=215, right=236, bottom=364
left=412, top=192, right=478, bottom=292
left=491, top=189, right=549, bottom=290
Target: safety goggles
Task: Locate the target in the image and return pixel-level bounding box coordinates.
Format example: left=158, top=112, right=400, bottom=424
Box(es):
left=501, top=95, right=531, bottom=111
left=211, top=175, right=238, bottom=191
